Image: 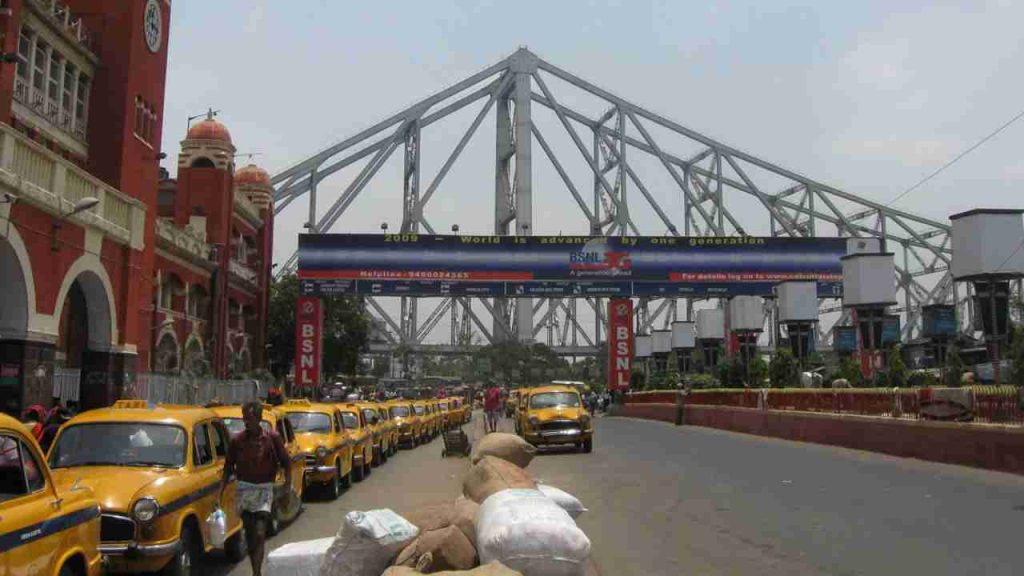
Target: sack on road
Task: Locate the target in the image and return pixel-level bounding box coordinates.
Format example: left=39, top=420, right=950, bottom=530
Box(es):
left=472, top=433, right=537, bottom=468
left=395, top=525, right=478, bottom=572
left=537, top=484, right=588, bottom=519
left=319, top=509, right=419, bottom=576
left=453, top=496, right=480, bottom=547
left=383, top=561, right=523, bottom=575
left=463, top=456, right=537, bottom=504
left=476, top=489, right=591, bottom=576
left=401, top=502, right=455, bottom=534
left=266, top=537, right=334, bottom=576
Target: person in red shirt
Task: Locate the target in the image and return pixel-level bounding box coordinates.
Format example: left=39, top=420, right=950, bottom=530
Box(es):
left=221, top=401, right=290, bottom=576
left=484, top=384, right=502, bottom=433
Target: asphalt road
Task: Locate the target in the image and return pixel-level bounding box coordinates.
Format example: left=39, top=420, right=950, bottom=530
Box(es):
left=211, top=412, right=1024, bottom=576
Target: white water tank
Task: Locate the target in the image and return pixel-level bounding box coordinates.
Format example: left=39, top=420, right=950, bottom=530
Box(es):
left=950, top=209, right=1024, bottom=279
left=842, top=253, right=896, bottom=307
left=729, top=296, right=764, bottom=332
left=671, top=321, right=696, bottom=349
left=696, top=309, right=725, bottom=340
left=635, top=335, right=653, bottom=358
left=652, top=330, right=672, bottom=354
left=777, top=281, right=819, bottom=323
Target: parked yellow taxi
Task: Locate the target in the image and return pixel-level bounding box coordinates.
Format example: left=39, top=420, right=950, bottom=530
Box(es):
left=411, top=401, right=431, bottom=442
left=437, top=398, right=452, bottom=432
left=354, top=401, right=388, bottom=467
left=334, top=403, right=374, bottom=481
left=387, top=400, right=422, bottom=448
left=375, top=404, right=399, bottom=458
left=47, top=400, right=246, bottom=575
left=279, top=399, right=353, bottom=501
left=448, top=397, right=469, bottom=427
left=1, top=412, right=103, bottom=576
left=208, top=404, right=304, bottom=534
left=427, top=400, right=442, bottom=437
left=517, top=385, right=593, bottom=452
left=505, top=390, right=519, bottom=418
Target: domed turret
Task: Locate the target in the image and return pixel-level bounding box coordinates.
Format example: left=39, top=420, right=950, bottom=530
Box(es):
left=178, top=109, right=236, bottom=171
left=235, top=164, right=273, bottom=210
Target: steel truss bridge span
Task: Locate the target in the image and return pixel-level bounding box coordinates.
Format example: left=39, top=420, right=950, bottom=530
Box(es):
left=272, top=48, right=956, bottom=357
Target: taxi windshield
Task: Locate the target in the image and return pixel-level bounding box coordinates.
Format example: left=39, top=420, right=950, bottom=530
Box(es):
left=49, top=423, right=186, bottom=468
left=361, top=409, right=377, bottom=423
left=413, top=405, right=426, bottom=416
left=341, top=412, right=360, bottom=429
left=439, top=402, right=449, bottom=410
left=530, top=392, right=581, bottom=409
left=221, top=418, right=272, bottom=436
left=390, top=406, right=410, bottom=418
left=287, top=412, right=332, bottom=434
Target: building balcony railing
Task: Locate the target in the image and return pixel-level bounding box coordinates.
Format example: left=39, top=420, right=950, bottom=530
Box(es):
left=13, top=77, right=89, bottom=146
left=229, top=259, right=259, bottom=287
left=155, top=218, right=213, bottom=265
left=0, top=122, right=145, bottom=249
left=27, top=0, right=96, bottom=53
left=233, top=189, right=261, bottom=225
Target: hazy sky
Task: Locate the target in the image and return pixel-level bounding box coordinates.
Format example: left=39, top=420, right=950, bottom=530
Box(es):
left=162, top=0, right=1024, bottom=271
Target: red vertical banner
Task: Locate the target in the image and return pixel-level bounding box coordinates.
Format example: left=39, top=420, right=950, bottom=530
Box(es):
left=295, top=296, right=323, bottom=390
left=607, top=299, right=634, bottom=391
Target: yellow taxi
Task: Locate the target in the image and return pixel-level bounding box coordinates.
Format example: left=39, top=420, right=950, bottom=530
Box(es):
left=334, top=403, right=374, bottom=481
left=47, top=400, right=246, bottom=575
left=411, top=400, right=432, bottom=442
left=387, top=400, right=422, bottom=448
left=279, top=399, right=353, bottom=501
left=514, top=390, right=531, bottom=435
left=517, top=385, right=593, bottom=452
left=208, top=404, right=304, bottom=535
left=428, top=399, right=443, bottom=436
left=451, top=396, right=470, bottom=425
left=1, top=411, right=103, bottom=576
left=354, top=401, right=388, bottom=467
left=375, top=404, right=399, bottom=458
left=437, top=398, right=452, bottom=432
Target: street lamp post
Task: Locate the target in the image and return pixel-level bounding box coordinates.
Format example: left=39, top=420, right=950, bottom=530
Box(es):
left=51, top=197, right=100, bottom=251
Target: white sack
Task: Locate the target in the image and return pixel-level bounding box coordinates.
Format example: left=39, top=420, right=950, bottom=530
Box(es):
left=537, top=484, right=588, bottom=519
left=267, top=537, right=334, bottom=576
left=319, top=509, right=419, bottom=576
left=476, top=489, right=591, bottom=576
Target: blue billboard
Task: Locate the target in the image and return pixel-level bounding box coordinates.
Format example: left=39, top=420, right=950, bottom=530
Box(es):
left=298, top=234, right=847, bottom=298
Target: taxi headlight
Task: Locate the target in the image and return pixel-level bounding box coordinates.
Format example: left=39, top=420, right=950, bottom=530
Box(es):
left=528, top=417, right=540, bottom=428
left=133, top=497, right=160, bottom=523
left=316, top=446, right=329, bottom=459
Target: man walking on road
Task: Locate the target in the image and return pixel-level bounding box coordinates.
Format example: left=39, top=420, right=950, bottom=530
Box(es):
left=484, top=383, right=502, bottom=434
left=221, top=401, right=291, bottom=576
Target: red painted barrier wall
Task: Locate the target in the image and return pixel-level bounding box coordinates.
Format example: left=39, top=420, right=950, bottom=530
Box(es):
left=615, top=404, right=1024, bottom=475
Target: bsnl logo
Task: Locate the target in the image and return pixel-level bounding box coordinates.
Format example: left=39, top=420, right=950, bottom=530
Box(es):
left=569, top=239, right=632, bottom=276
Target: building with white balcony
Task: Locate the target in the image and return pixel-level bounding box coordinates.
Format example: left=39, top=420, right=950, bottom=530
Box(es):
left=0, top=1, right=275, bottom=417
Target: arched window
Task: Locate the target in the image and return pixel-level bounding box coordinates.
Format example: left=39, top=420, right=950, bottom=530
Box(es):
left=191, top=157, right=215, bottom=168
left=160, top=273, right=184, bottom=312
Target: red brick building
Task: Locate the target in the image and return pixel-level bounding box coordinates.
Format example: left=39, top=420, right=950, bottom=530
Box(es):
left=0, top=0, right=274, bottom=417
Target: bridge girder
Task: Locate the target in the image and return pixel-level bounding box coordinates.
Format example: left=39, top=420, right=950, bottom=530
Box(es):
left=273, top=48, right=964, bottom=357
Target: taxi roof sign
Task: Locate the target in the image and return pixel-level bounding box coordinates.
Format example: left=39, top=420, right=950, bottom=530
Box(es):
left=113, top=399, right=150, bottom=409
left=287, top=399, right=312, bottom=405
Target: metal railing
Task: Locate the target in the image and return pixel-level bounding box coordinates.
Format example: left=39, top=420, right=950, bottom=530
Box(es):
left=626, top=387, right=1024, bottom=425
left=53, top=368, right=80, bottom=405
left=124, top=374, right=261, bottom=406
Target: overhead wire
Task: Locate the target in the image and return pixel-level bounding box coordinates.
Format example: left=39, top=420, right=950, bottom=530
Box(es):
left=887, top=107, right=1024, bottom=207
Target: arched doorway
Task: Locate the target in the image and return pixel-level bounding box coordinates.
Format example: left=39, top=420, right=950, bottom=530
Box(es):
left=0, top=234, right=31, bottom=415
left=154, top=333, right=179, bottom=373
left=56, top=266, right=115, bottom=410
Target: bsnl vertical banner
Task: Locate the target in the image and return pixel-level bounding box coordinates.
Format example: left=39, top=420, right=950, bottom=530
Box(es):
left=295, top=296, right=323, bottom=390
left=607, top=299, right=634, bottom=391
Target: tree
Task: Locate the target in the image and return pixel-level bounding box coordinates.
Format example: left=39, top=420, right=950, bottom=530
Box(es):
left=838, top=356, right=863, bottom=387
left=888, top=345, right=907, bottom=388
left=943, top=345, right=965, bottom=387
left=749, top=355, right=769, bottom=387
left=1010, top=326, right=1024, bottom=386
left=716, top=357, right=745, bottom=388
left=769, top=349, right=799, bottom=388
left=267, top=274, right=370, bottom=379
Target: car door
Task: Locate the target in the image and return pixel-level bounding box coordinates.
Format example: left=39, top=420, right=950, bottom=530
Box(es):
left=208, top=420, right=241, bottom=536
left=192, top=422, right=220, bottom=549
left=0, top=431, right=61, bottom=576
left=280, top=418, right=304, bottom=499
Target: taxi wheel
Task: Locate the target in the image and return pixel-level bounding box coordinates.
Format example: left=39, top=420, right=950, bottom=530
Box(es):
left=324, top=465, right=341, bottom=501
left=379, top=446, right=388, bottom=464
left=340, top=467, right=351, bottom=488
left=224, top=523, right=248, bottom=563
left=582, top=438, right=593, bottom=453
left=353, top=459, right=365, bottom=482
left=58, top=564, right=76, bottom=576
left=163, top=525, right=198, bottom=576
